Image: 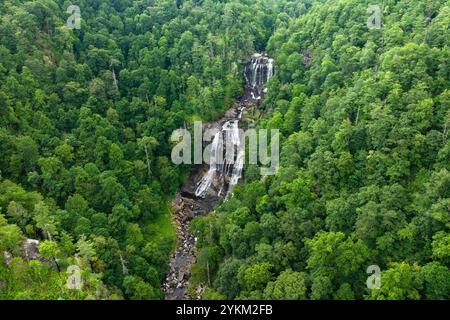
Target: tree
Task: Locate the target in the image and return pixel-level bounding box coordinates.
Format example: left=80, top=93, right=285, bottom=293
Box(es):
left=0, top=214, right=23, bottom=255
left=238, top=262, right=273, bottom=293
left=134, top=186, right=161, bottom=220
left=264, top=269, right=308, bottom=300
left=333, top=283, right=355, bottom=300
left=195, top=245, right=221, bottom=286
left=125, top=223, right=144, bottom=247
left=431, top=231, right=450, bottom=264
left=306, top=231, right=370, bottom=278
left=214, top=259, right=243, bottom=299
left=138, top=136, right=158, bottom=177
left=420, top=262, right=450, bottom=300
left=9, top=136, right=39, bottom=179
left=367, top=263, right=423, bottom=300
left=123, top=275, right=161, bottom=300
left=76, top=235, right=97, bottom=268
left=7, top=201, right=31, bottom=229
left=310, top=274, right=333, bottom=300
left=97, top=174, right=126, bottom=212
left=38, top=240, right=60, bottom=271
left=306, top=231, right=370, bottom=299
left=33, top=202, right=58, bottom=240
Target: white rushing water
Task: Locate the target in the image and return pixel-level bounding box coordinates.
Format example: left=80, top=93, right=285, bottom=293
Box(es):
left=194, top=132, right=221, bottom=198
left=226, top=146, right=244, bottom=200
left=194, top=119, right=244, bottom=199
left=248, top=53, right=274, bottom=88
left=267, top=58, right=274, bottom=80
left=194, top=53, right=274, bottom=199
left=246, top=53, right=274, bottom=99
left=238, top=107, right=246, bottom=119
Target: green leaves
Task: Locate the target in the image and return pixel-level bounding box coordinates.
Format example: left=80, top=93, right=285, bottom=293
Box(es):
left=38, top=240, right=60, bottom=260
left=0, top=215, right=23, bottom=255
left=33, top=202, right=58, bottom=240
left=238, top=262, right=274, bottom=293
left=264, top=269, right=308, bottom=300
left=306, top=231, right=370, bottom=280
left=368, top=262, right=423, bottom=300
left=76, top=235, right=97, bottom=267
left=431, top=231, right=450, bottom=263
left=0, top=0, right=448, bottom=301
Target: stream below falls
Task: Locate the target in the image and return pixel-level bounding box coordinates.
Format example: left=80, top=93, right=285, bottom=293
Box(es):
left=162, top=53, right=274, bottom=300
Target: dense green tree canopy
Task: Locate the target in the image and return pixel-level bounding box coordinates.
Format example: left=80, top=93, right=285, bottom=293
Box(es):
left=0, top=0, right=448, bottom=300
left=191, top=0, right=450, bottom=300
left=0, top=0, right=302, bottom=299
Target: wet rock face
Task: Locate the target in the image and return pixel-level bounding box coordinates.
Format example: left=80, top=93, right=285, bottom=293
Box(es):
left=3, top=238, right=41, bottom=266
left=22, top=239, right=40, bottom=261
left=3, top=251, right=13, bottom=265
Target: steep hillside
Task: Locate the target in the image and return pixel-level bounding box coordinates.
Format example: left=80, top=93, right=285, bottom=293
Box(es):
left=191, top=0, right=450, bottom=300
left=0, top=0, right=305, bottom=299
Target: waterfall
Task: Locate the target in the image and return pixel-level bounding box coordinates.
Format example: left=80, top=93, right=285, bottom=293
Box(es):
left=194, top=132, right=221, bottom=198
left=194, top=119, right=243, bottom=199
left=224, top=120, right=240, bottom=146
left=164, top=53, right=275, bottom=300
left=252, top=57, right=259, bottom=87
left=194, top=53, right=274, bottom=199
left=223, top=120, right=239, bottom=177
left=226, top=145, right=244, bottom=200
left=238, top=107, right=246, bottom=119
left=246, top=53, right=274, bottom=100
left=267, top=58, right=274, bottom=80
left=244, top=65, right=249, bottom=84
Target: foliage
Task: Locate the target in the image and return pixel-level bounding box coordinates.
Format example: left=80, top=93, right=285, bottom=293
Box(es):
left=192, top=0, right=450, bottom=300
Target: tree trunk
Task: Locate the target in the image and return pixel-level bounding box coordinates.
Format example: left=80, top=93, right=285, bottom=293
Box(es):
left=144, top=144, right=151, bottom=176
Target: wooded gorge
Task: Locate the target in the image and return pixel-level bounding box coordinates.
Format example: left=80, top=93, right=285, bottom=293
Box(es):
left=0, top=0, right=449, bottom=300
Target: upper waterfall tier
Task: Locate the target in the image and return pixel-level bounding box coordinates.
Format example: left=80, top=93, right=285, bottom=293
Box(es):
left=244, top=53, right=275, bottom=100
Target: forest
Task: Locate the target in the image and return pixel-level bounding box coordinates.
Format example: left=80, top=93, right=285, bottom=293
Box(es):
left=189, top=0, right=450, bottom=300
left=0, top=0, right=449, bottom=300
